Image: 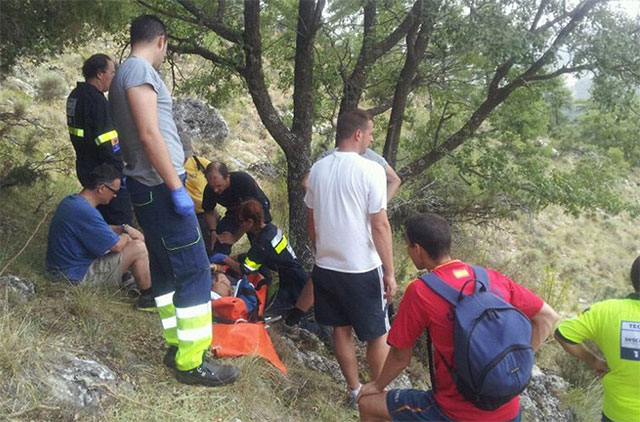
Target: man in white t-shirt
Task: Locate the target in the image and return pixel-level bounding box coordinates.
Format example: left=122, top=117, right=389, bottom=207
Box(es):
left=305, top=108, right=397, bottom=409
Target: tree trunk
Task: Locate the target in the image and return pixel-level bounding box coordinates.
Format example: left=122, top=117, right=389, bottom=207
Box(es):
left=383, top=3, right=434, bottom=167
left=288, top=0, right=324, bottom=265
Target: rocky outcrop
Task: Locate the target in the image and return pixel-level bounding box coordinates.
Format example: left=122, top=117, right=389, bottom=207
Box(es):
left=173, top=98, right=229, bottom=149
left=279, top=324, right=413, bottom=389
left=521, top=365, right=574, bottom=421
left=0, top=275, right=35, bottom=301
left=44, top=352, right=133, bottom=409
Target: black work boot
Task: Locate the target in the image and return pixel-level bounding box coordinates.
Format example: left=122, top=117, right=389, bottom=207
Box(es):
left=163, top=346, right=178, bottom=369
left=136, top=291, right=157, bottom=312
left=176, top=358, right=239, bottom=387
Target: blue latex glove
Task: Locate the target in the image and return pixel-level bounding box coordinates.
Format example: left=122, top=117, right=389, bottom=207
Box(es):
left=170, top=186, right=195, bottom=216
left=208, top=253, right=228, bottom=264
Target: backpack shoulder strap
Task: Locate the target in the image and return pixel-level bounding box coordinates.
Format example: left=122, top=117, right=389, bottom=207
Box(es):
left=419, top=273, right=460, bottom=305
left=193, top=155, right=206, bottom=173
left=471, top=265, right=490, bottom=292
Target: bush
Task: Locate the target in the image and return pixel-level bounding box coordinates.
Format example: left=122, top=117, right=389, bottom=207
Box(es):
left=37, top=74, right=66, bottom=102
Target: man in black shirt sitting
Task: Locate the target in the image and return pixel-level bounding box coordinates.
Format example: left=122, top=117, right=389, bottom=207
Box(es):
left=202, top=161, right=271, bottom=255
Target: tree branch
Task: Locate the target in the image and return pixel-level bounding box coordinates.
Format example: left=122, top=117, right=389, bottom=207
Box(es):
left=136, top=0, right=199, bottom=25
left=524, top=64, right=594, bottom=82
left=175, top=0, right=243, bottom=44
left=529, top=0, right=550, bottom=32
left=168, top=37, right=243, bottom=72
left=371, top=0, right=423, bottom=59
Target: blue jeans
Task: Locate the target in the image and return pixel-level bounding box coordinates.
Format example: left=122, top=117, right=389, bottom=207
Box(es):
left=387, top=389, right=522, bottom=422
left=127, top=176, right=211, bottom=309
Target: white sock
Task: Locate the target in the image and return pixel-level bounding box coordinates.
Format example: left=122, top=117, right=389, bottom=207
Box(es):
left=349, top=384, right=362, bottom=397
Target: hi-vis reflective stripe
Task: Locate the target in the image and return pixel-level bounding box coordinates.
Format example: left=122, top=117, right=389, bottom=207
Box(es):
left=175, top=303, right=210, bottom=319
left=68, top=127, right=84, bottom=137
left=271, top=228, right=287, bottom=254
left=177, top=325, right=212, bottom=341
left=155, top=291, right=174, bottom=307
left=95, top=130, right=118, bottom=146
left=244, top=256, right=262, bottom=271
left=162, top=316, right=177, bottom=329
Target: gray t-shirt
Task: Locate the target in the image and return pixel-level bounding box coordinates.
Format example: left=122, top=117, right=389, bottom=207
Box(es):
left=109, top=56, right=185, bottom=186
left=315, top=148, right=388, bottom=168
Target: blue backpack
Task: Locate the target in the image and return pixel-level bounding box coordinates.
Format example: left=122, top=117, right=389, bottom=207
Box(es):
left=420, top=266, right=534, bottom=410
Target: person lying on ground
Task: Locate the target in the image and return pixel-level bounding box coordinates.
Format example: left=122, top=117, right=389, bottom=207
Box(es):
left=46, top=163, right=153, bottom=310
left=208, top=199, right=313, bottom=325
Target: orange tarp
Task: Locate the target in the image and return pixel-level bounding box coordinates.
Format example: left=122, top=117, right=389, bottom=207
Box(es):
left=211, top=322, right=287, bottom=375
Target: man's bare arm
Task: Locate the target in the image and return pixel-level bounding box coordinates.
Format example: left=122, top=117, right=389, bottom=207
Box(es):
left=358, top=346, right=412, bottom=400
left=370, top=209, right=396, bottom=298
left=530, top=301, right=560, bottom=351
left=555, top=331, right=609, bottom=376
left=126, top=84, right=181, bottom=190
left=385, top=165, right=402, bottom=201
left=204, top=210, right=218, bottom=250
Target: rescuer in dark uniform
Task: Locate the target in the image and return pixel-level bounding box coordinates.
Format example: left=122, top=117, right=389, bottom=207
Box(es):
left=66, top=54, right=133, bottom=225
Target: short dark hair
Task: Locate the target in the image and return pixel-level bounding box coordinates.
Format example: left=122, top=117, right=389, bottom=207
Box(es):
left=130, top=14, right=166, bottom=45
left=336, top=109, right=372, bottom=143
left=631, top=256, right=640, bottom=292
left=205, top=161, right=229, bottom=179
left=84, top=163, right=121, bottom=190
left=405, top=213, right=452, bottom=260
left=82, top=54, right=112, bottom=80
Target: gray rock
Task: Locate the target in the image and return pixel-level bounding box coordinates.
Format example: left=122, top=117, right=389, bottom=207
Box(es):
left=45, top=352, right=133, bottom=409
left=173, top=98, right=229, bottom=149
left=0, top=275, right=35, bottom=301
left=521, top=365, right=574, bottom=422
left=387, top=372, right=413, bottom=390
left=280, top=335, right=345, bottom=383
left=247, top=161, right=282, bottom=179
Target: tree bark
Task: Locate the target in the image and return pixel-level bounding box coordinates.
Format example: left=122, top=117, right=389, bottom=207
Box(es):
left=337, top=0, right=423, bottom=131
left=382, top=1, right=434, bottom=167
left=288, top=0, right=324, bottom=265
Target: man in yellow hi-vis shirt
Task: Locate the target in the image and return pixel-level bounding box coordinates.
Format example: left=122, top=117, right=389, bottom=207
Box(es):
left=555, top=257, right=640, bottom=422
left=181, top=137, right=215, bottom=254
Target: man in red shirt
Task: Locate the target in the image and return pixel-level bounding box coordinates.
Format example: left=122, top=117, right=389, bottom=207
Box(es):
left=358, top=213, right=559, bottom=421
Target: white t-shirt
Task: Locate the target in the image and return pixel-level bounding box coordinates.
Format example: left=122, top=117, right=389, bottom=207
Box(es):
left=304, top=151, right=387, bottom=273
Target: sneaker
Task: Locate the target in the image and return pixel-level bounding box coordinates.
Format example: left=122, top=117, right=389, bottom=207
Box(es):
left=121, top=272, right=138, bottom=296
left=347, top=384, right=362, bottom=411
left=163, top=346, right=178, bottom=369
left=176, top=358, right=240, bottom=387
left=136, top=292, right=157, bottom=312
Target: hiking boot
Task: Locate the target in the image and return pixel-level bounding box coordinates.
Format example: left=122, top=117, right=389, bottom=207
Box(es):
left=136, top=292, right=156, bottom=312
left=163, top=346, right=178, bottom=369
left=176, top=358, right=240, bottom=387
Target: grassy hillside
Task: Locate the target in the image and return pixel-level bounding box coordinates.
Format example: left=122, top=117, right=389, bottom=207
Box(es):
left=2, top=46, right=638, bottom=421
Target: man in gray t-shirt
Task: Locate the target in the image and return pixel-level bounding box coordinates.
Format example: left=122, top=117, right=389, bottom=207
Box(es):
left=109, top=14, right=238, bottom=387
left=110, top=56, right=184, bottom=186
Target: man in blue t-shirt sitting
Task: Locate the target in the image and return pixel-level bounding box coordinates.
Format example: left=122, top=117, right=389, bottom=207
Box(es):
left=46, top=163, right=154, bottom=310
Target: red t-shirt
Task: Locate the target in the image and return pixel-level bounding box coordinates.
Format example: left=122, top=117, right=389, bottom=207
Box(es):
left=387, top=260, right=544, bottom=421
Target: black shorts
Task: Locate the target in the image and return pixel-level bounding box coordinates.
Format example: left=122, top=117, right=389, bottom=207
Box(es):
left=312, top=265, right=389, bottom=342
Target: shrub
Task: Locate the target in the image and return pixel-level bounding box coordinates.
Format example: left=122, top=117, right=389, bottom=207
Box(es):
left=37, top=74, right=66, bottom=102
